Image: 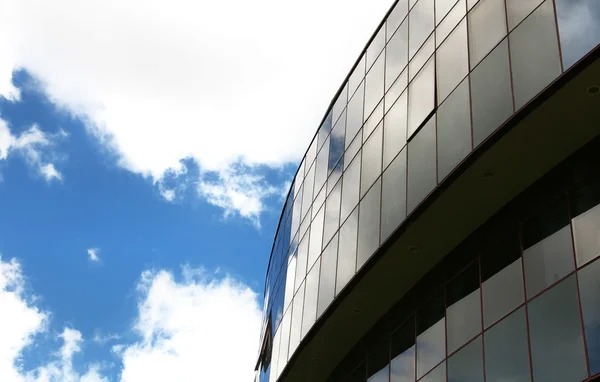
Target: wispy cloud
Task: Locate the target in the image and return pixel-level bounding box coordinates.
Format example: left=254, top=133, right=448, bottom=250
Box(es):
left=87, top=248, right=101, bottom=262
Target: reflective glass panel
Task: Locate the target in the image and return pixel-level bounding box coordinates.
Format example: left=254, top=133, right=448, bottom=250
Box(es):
left=555, top=0, right=600, bottom=69
left=407, top=115, right=436, bottom=213
left=510, top=0, right=561, bottom=110
left=484, top=308, right=531, bottom=382
left=361, top=123, right=383, bottom=197
left=318, top=234, right=338, bottom=317
left=341, top=152, right=362, bottom=223
left=391, top=318, right=415, bottom=382
left=357, top=179, right=382, bottom=270
left=470, top=39, right=513, bottom=147
left=315, top=139, right=330, bottom=197
left=419, top=361, right=445, bottom=382
left=349, top=56, right=366, bottom=98
left=347, top=82, right=365, bottom=147
left=337, top=207, right=358, bottom=294
left=409, top=34, right=434, bottom=82
left=345, top=132, right=362, bottom=170
left=417, top=293, right=445, bottom=379
left=367, top=27, right=386, bottom=71
left=388, top=0, right=409, bottom=41
left=284, top=254, right=297, bottom=310
left=507, top=0, right=544, bottom=30
left=447, top=336, right=483, bottom=382
left=381, top=147, right=407, bottom=242
left=436, top=19, right=468, bottom=103
left=278, top=309, right=292, bottom=365
left=384, top=91, right=407, bottom=169
left=386, top=21, right=409, bottom=90
left=317, top=112, right=332, bottom=152
left=313, top=185, right=326, bottom=220
left=528, top=276, right=587, bottom=382
left=385, top=68, right=408, bottom=114
left=446, top=262, right=481, bottom=354
left=366, top=55, right=385, bottom=120
left=572, top=180, right=600, bottom=267
left=323, top=179, right=342, bottom=248
left=330, top=110, right=346, bottom=172
left=407, top=58, right=434, bottom=138
left=437, top=0, right=459, bottom=24
left=436, top=0, right=466, bottom=47
left=436, top=79, right=471, bottom=182
left=468, top=0, right=507, bottom=68
left=364, top=101, right=384, bottom=143
left=301, top=260, right=320, bottom=338
left=288, top=281, right=305, bottom=357
left=301, top=164, right=315, bottom=220
left=578, top=258, right=600, bottom=375
left=333, top=84, right=348, bottom=126
left=409, top=0, right=435, bottom=59
left=295, top=232, right=309, bottom=292
left=308, top=206, right=324, bottom=270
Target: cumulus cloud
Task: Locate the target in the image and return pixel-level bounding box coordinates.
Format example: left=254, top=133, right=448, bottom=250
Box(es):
left=0, top=0, right=391, bottom=220
left=87, top=249, right=101, bottom=263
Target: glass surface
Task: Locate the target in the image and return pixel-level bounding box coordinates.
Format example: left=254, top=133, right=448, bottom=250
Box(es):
left=357, top=179, right=382, bottom=270
left=388, top=0, right=409, bottom=41
left=306, top=139, right=318, bottom=173
left=407, top=116, right=436, bottom=213
left=409, top=0, right=435, bottom=59
left=447, top=336, right=483, bottom=382
left=290, top=185, right=303, bottom=238
left=509, top=0, right=561, bottom=110
left=317, top=234, right=338, bottom=317
left=315, top=139, right=330, bottom=197
left=507, top=0, right=544, bottom=29
left=366, top=55, right=385, bottom=120
left=391, top=318, right=415, bottom=382
left=295, top=232, right=309, bottom=292
left=436, top=79, right=471, bottom=182
left=341, top=152, right=362, bottom=223
left=470, top=39, right=513, bottom=147
left=301, top=164, right=315, bottom=220
left=527, top=276, right=588, bottom=382
left=572, top=181, right=600, bottom=267
left=330, top=110, right=346, bottom=172
left=301, top=260, right=320, bottom=338
left=328, top=159, right=344, bottom=195
left=555, top=0, right=600, bottom=69
left=409, top=34, right=434, bottom=82
left=436, top=19, right=468, bottom=103
left=345, top=132, right=362, bottom=170
left=578, top=258, right=600, bottom=375
left=346, top=82, right=365, bottom=147
left=317, top=112, right=332, bottom=152
left=484, top=308, right=531, bottom=382
left=361, top=123, right=383, bottom=197
left=323, top=179, right=342, bottom=248
left=368, top=337, right=390, bottom=382
left=436, top=0, right=459, bottom=24
left=436, top=0, right=466, bottom=47
left=333, top=84, right=348, bottom=126
left=288, top=281, right=305, bottom=357
left=384, top=91, right=408, bottom=169
left=381, top=148, right=407, bottom=242
left=347, top=362, right=367, bottom=382
left=468, top=0, right=507, bottom=68
left=270, top=329, right=281, bottom=382
left=278, top=309, right=292, bottom=366
left=364, top=101, right=384, bottom=143
left=386, top=21, right=409, bottom=90
left=407, top=58, right=434, bottom=138
left=385, top=68, right=408, bottom=114
left=307, top=206, right=324, bottom=271
left=349, top=56, right=366, bottom=98
left=419, top=361, right=445, bottom=382
left=284, top=254, right=297, bottom=311
left=417, top=293, right=445, bottom=379
left=313, top=185, right=326, bottom=219
left=367, top=27, right=386, bottom=71
left=446, top=263, right=482, bottom=354
left=337, top=207, right=358, bottom=294
left=299, top=207, right=311, bottom=241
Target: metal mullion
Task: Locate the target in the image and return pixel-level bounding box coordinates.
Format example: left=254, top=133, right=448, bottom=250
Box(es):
left=550, top=0, right=565, bottom=73
left=503, top=0, right=517, bottom=112
left=518, top=222, right=536, bottom=382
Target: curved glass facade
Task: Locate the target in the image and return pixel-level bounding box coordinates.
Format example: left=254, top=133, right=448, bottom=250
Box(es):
left=255, top=0, right=600, bottom=381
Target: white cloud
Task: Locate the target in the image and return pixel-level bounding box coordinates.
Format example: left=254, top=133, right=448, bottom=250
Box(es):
left=0, top=0, right=392, bottom=220
left=87, top=249, right=100, bottom=263
left=92, top=332, right=121, bottom=345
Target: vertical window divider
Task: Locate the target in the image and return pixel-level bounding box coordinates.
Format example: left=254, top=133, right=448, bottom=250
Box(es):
left=503, top=0, right=517, bottom=112
left=518, top=220, right=536, bottom=382
left=478, top=255, right=488, bottom=382
left=550, top=0, right=565, bottom=73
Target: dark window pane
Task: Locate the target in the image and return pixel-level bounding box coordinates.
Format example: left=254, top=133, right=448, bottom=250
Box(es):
left=388, top=0, right=409, bottom=41
left=341, top=152, right=362, bottom=223
left=522, top=198, right=575, bottom=298
left=337, top=207, right=358, bottom=294
left=346, top=361, right=367, bottom=382
left=437, top=19, right=468, bottom=103
left=468, top=0, right=507, bottom=67
left=420, top=361, right=445, bottom=382
left=528, top=276, right=587, bottom=382
left=484, top=307, right=531, bottom=382
left=578, top=258, right=600, bottom=375
left=448, top=336, right=484, bottom=382
left=383, top=91, right=407, bottom=169
left=324, top=179, right=342, bottom=248
left=446, top=262, right=482, bottom=354
left=409, top=0, right=435, bottom=59
left=381, top=147, right=407, bottom=242
left=366, top=55, right=385, bottom=119
left=386, top=21, right=409, bottom=90
left=318, top=234, right=338, bottom=317
left=407, top=115, right=436, bottom=213
left=470, top=39, right=513, bottom=147
left=571, top=180, right=600, bottom=267
left=362, top=123, right=383, bottom=197
left=347, top=82, right=365, bottom=147
left=330, top=110, right=346, bottom=173
left=509, top=0, right=561, bottom=110
left=302, top=260, right=320, bottom=338
left=506, top=0, right=544, bottom=30
left=407, top=57, right=435, bottom=138
left=358, top=179, right=382, bottom=270
left=368, top=336, right=390, bottom=382
left=417, top=293, right=445, bottom=379
left=391, top=318, right=415, bottom=382
left=436, top=78, right=471, bottom=182
left=555, top=0, right=600, bottom=69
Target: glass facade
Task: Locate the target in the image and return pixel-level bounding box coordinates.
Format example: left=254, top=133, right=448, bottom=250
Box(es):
left=255, top=0, right=600, bottom=380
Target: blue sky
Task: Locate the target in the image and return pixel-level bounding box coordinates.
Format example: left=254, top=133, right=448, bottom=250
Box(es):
left=0, top=1, right=391, bottom=381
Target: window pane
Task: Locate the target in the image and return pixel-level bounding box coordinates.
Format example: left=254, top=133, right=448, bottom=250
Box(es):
left=358, top=179, right=382, bottom=270
left=417, top=293, right=445, bottom=379
left=365, top=101, right=384, bottom=145
left=337, top=207, right=358, bottom=294
left=366, top=54, right=385, bottom=120
left=295, top=232, right=309, bottom=292
left=407, top=115, right=436, bottom=213
left=420, top=361, right=445, bottom=382
left=317, top=112, right=332, bottom=152
left=484, top=307, right=531, bottom=382
left=409, top=34, right=434, bottom=82
left=528, top=276, right=587, bottom=382
left=522, top=198, right=575, bottom=298
left=385, top=68, right=408, bottom=114
left=341, top=152, right=362, bottom=223
left=349, top=56, right=366, bottom=98
left=301, top=260, right=320, bottom=338
left=384, top=91, right=408, bottom=169
left=362, top=123, right=383, bottom=197
left=468, top=0, right=508, bottom=68
left=315, top=139, right=330, bottom=197
left=436, top=0, right=460, bottom=24
left=578, top=258, right=600, bottom=375
left=436, top=0, right=466, bottom=47
left=382, top=147, right=407, bottom=242
left=288, top=281, right=305, bottom=356
left=436, top=78, right=471, bottom=182
left=446, top=262, right=482, bottom=354
left=387, top=21, right=409, bottom=90
left=368, top=336, right=390, bottom=382
left=346, top=361, right=367, bottom=382
left=278, top=309, right=292, bottom=365
left=301, top=164, right=315, bottom=219
left=313, top=185, right=326, bottom=220
left=447, top=336, right=483, bottom=382
left=333, top=83, right=348, bottom=126
left=388, top=0, right=409, bottom=41
left=409, top=0, right=435, bottom=59
left=367, top=27, right=386, bottom=71
left=510, top=0, right=561, bottom=110
left=570, top=178, right=600, bottom=267
left=391, top=318, right=415, bottom=382
left=323, top=179, right=342, bottom=248
left=347, top=82, right=365, bottom=148
left=308, top=206, right=324, bottom=270
left=437, top=19, right=468, bottom=104
left=318, top=234, right=338, bottom=317
left=555, top=0, right=600, bottom=69
left=470, top=39, right=513, bottom=147
left=506, top=0, right=544, bottom=30
left=408, top=58, right=434, bottom=138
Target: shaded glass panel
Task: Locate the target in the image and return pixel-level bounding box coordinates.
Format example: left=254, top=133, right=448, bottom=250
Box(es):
left=357, top=179, right=382, bottom=270
left=409, top=0, right=435, bottom=59
left=446, top=262, right=481, bottom=354
left=436, top=19, right=468, bottom=103
left=447, top=336, right=483, bottom=382
left=382, top=148, right=407, bottom=242
left=288, top=281, right=305, bottom=357
left=407, top=116, right=436, bottom=213
left=318, top=234, right=338, bottom=317
left=368, top=336, right=390, bottom=382
left=484, top=308, right=531, bottom=382
left=308, top=206, right=324, bottom=270
left=417, top=293, right=445, bottom=379
left=330, top=110, right=346, bottom=173
left=346, top=362, right=367, bottom=382
left=337, top=207, right=358, bottom=294
left=468, top=0, right=507, bottom=68
left=407, top=58, right=434, bottom=138
left=341, top=152, right=362, bottom=223
left=386, top=21, right=409, bottom=90
left=301, top=260, right=320, bottom=338
left=555, top=0, right=600, bottom=69
left=528, top=276, right=587, bottom=382
left=510, top=0, right=561, bottom=110
left=578, top=258, right=600, bottom=375
left=388, top=0, right=409, bottom=41
left=420, top=361, right=445, bottom=382
left=470, top=39, right=513, bottom=147
left=347, top=82, right=365, bottom=147
left=323, top=179, right=342, bottom=248
left=295, top=232, right=309, bottom=292
left=384, top=91, right=407, bottom=169
left=507, top=0, right=544, bottom=30
left=571, top=178, right=600, bottom=267
left=366, top=55, right=385, bottom=120
left=361, top=123, right=383, bottom=197
left=391, top=318, right=415, bottom=382
left=436, top=0, right=466, bottom=47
